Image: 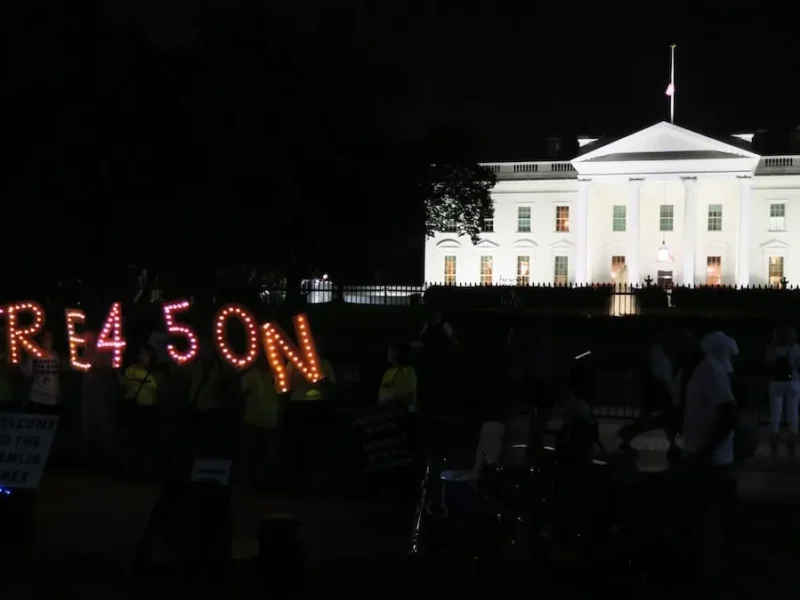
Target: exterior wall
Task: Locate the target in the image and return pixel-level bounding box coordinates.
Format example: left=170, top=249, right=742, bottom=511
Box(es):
left=750, top=176, right=800, bottom=286
left=424, top=173, right=800, bottom=286
left=424, top=179, right=580, bottom=285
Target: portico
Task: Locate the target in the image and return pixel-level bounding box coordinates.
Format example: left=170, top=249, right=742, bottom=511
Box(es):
left=570, top=122, right=761, bottom=286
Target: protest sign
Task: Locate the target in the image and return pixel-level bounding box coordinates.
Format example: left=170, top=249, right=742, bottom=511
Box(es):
left=0, top=413, right=59, bottom=489
left=352, top=408, right=419, bottom=475
left=191, top=459, right=233, bottom=486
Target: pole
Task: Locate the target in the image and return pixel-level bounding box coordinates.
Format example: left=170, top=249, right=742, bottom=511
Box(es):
left=670, top=44, right=676, bottom=124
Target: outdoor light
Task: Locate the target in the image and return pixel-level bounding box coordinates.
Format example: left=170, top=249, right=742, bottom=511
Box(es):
left=657, top=240, right=670, bottom=263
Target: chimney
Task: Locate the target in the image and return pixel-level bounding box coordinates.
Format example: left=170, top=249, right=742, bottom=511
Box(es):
left=547, top=135, right=562, bottom=159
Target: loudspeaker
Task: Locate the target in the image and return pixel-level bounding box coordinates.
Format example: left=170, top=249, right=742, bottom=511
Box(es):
left=134, top=481, right=233, bottom=584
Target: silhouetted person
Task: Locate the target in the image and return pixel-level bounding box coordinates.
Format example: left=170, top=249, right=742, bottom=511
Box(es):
left=286, top=336, right=336, bottom=489
left=668, top=330, right=737, bottom=592
left=21, top=330, right=63, bottom=415
left=420, top=310, right=457, bottom=350
left=81, top=331, right=117, bottom=469
left=378, top=340, right=417, bottom=413
left=119, top=344, right=165, bottom=477
left=619, top=325, right=680, bottom=460
left=765, top=323, right=800, bottom=457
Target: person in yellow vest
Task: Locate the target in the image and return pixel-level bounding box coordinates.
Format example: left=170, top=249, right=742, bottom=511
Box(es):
left=119, top=344, right=164, bottom=477
left=239, top=356, right=281, bottom=490
left=286, top=337, right=336, bottom=488
left=185, top=342, right=226, bottom=461
left=378, top=339, right=417, bottom=413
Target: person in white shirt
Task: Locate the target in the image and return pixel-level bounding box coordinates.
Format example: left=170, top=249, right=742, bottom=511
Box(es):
left=21, top=330, right=63, bottom=414
left=682, top=350, right=737, bottom=467
left=764, top=323, right=800, bottom=457
left=700, top=330, right=739, bottom=375
left=672, top=330, right=738, bottom=591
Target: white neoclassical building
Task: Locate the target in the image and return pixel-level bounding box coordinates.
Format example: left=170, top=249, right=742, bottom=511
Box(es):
left=424, top=122, right=800, bottom=288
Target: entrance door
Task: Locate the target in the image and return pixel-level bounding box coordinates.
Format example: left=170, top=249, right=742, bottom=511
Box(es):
left=657, top=270, right=673, bottom=288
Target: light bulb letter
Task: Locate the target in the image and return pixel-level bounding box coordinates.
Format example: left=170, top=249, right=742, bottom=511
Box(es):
left=65, top=308, right=91, bottom=371
left=4, top=301, right=46, bottom=365
left=261, top=313, right=321, bottom=393
left=96, top=302, right=127, bottom=369
left=213, top=304, right=259, bottom=369
left=161, top=299, right=199, bottom=365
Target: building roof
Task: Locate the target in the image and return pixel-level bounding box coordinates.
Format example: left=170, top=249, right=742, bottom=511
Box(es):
left=481, top=122, right=798, bottom=162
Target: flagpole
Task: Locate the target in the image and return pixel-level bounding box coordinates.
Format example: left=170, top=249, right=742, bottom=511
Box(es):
left=670, top=44, right=676, bottom=123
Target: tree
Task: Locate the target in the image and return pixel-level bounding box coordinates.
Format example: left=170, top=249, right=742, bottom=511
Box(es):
left=421, top=163, right=497, bottom=244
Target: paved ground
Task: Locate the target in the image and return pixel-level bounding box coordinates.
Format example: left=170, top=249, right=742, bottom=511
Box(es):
left=3, top=412, right=799, bottom=595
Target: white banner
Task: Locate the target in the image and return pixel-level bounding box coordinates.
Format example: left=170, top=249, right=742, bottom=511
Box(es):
left=0, top=413, right=59, bottom=489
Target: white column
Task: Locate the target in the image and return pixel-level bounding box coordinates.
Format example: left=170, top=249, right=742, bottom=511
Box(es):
left=575, top=179, right=590, bottom=284
left=681, top=177, right=697, bottom=286
left=628, top=178, right=643, bottom=283
left=736, top=176, right=752, bottom=287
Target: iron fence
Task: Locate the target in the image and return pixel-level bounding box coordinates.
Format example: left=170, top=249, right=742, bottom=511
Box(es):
left=258, top=281, right=800, bottom=318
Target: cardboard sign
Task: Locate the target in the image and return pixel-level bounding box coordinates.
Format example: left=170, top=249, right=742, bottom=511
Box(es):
left=0, top=413, right=59, bottom=489
left=191, top=459, right=232, bottom=486
left=352, top=408, right=419, bottom=474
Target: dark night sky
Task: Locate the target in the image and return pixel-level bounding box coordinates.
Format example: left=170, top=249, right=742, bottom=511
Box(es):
left=112, top=0, right=799, bottom=155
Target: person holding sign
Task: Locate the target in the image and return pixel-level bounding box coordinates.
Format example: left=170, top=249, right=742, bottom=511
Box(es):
left=184, top=343, right=228, bottom=460
left=21, top=331, right=64, bottom=415
left=119, top=344, right=165, bottom=476
left=239, top=355, right=281, bottom=490
left=286, top=336, right=336, bottom=489
left=377, top=340, right=417, bottom=413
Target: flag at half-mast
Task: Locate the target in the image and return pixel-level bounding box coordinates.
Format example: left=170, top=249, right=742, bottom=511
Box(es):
left=666, top=44, right=676, bottom=97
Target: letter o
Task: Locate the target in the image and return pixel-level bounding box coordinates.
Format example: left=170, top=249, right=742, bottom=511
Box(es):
left=213, top=303, right=260, bottom=369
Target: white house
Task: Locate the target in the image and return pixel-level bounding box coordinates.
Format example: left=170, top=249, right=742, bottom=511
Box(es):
left=424, top=122, right=800, bottom=288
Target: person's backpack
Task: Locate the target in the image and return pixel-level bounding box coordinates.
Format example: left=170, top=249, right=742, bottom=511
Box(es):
left=774, top=352, right=793, bottom=382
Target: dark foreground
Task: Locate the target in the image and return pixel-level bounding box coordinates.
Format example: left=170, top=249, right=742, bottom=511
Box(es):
left=2, top=463, right=799, bottom=597
left=2, top=417, right=800, bottom=596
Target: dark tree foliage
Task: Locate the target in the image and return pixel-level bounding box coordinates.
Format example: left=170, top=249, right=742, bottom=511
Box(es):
left=421, top=163, right=497, bottom=244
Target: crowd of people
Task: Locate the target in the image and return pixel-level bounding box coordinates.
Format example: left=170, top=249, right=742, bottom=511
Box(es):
left=2, top=308, right=798, bottom=592
left=0, top=324, right=420, bottom=490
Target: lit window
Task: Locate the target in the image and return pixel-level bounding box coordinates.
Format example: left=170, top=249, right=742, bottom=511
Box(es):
left=556, top=206, right=570, bottom=232
left=660, top=205, right=674, bottom=232
left=444, top=256, right=456, bottom=285
left=612, top=206, right=626, bottom=232
left=443, top=218, right=457, bottom=233
left=769, top=203, right=786, bottom=232
left=706, top=256, right=721, bottom=285
left=769, top=256, right=784, bottom=287
left=707, top=204, right=722, bottom=232
left=554, top=256, right=569, bottom=285
left=517, top=207, right=531, bottom=232
left=517, top=256, right=531, bottom=285
left=480, top=256, right=493, bottom=285
left=610, top=256, right=626, bottom=281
